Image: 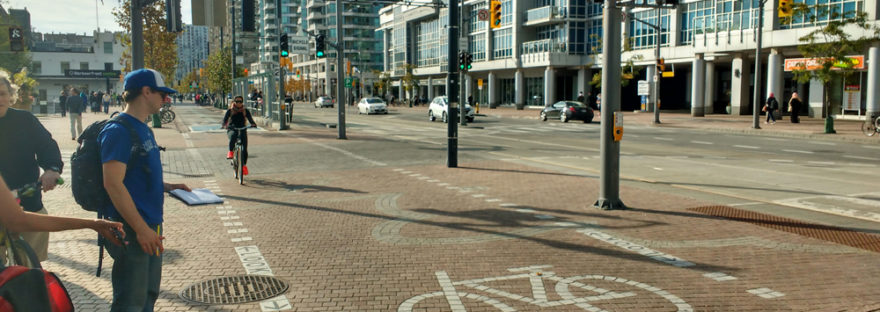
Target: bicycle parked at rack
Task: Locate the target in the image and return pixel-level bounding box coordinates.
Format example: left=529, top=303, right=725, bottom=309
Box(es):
left=227, top=126, right=254, bottom=184
left=862, top=115, right=880, bottom=137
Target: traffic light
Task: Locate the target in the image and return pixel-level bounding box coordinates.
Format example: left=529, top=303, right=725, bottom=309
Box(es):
left=458, top=52, right=467, bottom=71
left=778, top=0, right=793, bottom=17
left=658, top=0, right=679, bottom=5
left=8, top=27, right=22, bottom=52
left=296, top=69, right=301, bottom=79
left=656, top=58, right=665, bottom=73
left=466, top=53, right=473, bottom=71
left=315, top=35, right=325, bottom=58
left=280, top=33, right=289, bottom=57
left=489, top=0, right=502, bottom=29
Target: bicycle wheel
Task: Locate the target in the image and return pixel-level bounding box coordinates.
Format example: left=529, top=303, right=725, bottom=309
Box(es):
left=160, top=110, right=176, bottom=124
left=863, top=120, right=876, bottom=136
left=236, top=145, right=243, bottom=185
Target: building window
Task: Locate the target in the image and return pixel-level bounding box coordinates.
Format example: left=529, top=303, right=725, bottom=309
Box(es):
left=80, top=62, right=89, bottom=70
left=469, top=33, right=486, bottom=61
left=499, top=78, right=514, bottom=105
left=32, top=61, right=41, bottom=75
left=500, top=0, right=513, bottom=27
left=587, top=19, right=602, bottom=54
left=714, top=0, right=759, bottom=31
left=681, top=0, right=714, bottom=45
left=61, top=62, right=70, bottom=73
left=104, top=42, right=113, bottom=54
left=628, top=9, right=670, bottom=50
left=568, top=22, right=586, bottom=54
left=105, top=63, right=114, bottom=71
left=587, top=3, right=603, bottom=17
left=492, top=28, right=512, bottom=59
left=469, top=2, right=487, bottom=33
left=525, top=77, right=543, bottom=106
left=416, top=18, right=440, bottom=67
left=782, top=0, right=864, bottom=29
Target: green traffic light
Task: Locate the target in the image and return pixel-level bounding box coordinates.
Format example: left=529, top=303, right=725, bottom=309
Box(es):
left=281, top=51, right=289, bottom=57
left=467, top=64, right=472, bottom=70
left=317, top=51, right=324, bottom=57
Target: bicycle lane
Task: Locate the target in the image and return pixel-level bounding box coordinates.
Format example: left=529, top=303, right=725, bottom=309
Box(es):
left=195, top=141, right=880, bottom=312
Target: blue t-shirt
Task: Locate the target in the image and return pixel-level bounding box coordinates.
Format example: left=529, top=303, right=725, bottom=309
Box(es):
left=99, top=113, right=164, bottom=225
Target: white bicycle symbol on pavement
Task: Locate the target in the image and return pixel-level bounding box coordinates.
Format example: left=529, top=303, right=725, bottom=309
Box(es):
left=399, top=265, right=692, bottom=312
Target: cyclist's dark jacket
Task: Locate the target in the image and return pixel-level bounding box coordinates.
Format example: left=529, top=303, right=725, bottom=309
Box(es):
left=222, top=108, right=256, bottom=128
left=0, top=108, right=63, bottom=212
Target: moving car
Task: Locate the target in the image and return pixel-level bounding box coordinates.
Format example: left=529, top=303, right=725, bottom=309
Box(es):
left=540, top=101, right=594, bottom=123
left=428, top=96, right=474, bottom=123
left=314, top=96, right=334, bottom=108
left=357, top=97, right=388, bottom=114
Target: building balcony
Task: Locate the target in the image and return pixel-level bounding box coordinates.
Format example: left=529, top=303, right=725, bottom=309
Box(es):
left=520, top=39, right=585, bottom=67
left=306, top=0, right=323, bottom=8
left=307, top=12, right=324, bottom=20
left=523, top=6, right=566, bottom=27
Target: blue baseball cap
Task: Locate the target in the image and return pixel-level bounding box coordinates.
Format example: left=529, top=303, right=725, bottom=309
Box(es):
left=123, top=68, right=177, bottom=94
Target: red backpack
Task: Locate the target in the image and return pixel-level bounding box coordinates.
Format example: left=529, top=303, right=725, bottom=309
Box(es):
left=0, top=231, right=73, bottom=312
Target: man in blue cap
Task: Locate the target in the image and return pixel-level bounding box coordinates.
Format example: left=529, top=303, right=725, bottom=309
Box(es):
left=100, top=68, right=190, bottom=311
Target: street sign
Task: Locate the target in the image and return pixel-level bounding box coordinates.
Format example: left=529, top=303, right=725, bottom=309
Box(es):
left=289, top=35, right=309, bottom=55
left=637, top=80, right=650, bottom=96
left=477, top=9, right=489, bottom=21
left=477, top=79, right=483, bottom=90
left=345, top=77, right=352, bottom=88
left=459, top=37, right=468, bottom=52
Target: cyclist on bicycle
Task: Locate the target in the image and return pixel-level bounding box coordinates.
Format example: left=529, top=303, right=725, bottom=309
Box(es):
left=222, top=96, right=257, bottom=175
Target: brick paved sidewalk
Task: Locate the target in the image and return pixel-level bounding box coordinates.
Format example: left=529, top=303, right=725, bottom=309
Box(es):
left=30, top=105, right=880, bottom=311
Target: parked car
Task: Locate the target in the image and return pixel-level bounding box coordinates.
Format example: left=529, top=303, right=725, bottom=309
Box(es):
left=428, top=96, right=475, bottom=123
left=357, top=97, right=388, bottom=114
left=314, top=96, right=334, bottom=108
left=540, top=101, right=594, bottom=123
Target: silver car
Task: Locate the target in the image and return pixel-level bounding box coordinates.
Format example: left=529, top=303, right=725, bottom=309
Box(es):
left=428, top=96, right=474, bottom=123
left=357, top=97, right=388, bottom=114
left=314, top=96, right=334, bottom=108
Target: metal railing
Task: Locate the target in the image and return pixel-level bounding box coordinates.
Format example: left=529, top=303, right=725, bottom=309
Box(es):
left=524, top=6, right=566, bottom=23
left=521, top=39, right=569, bottom=54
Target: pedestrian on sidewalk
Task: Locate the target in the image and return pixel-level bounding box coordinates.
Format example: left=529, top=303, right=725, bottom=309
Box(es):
left=577, top=91, right=585, bottom=105
left=0, top=69, right=65, bottom=263
left=103, top=91, right=111, bottom=114
left=59, top=89, right=68, bottom=117
left=764, top=93, right=778, bottom=124
left=788, top=92, right=801, bottom=123
left=101, top=68, right=191, bottom=311
left=66, top=88, right=85, bottom=140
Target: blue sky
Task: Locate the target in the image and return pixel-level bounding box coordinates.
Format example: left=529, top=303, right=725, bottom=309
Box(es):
left=8, top=0, right=193, bottom=35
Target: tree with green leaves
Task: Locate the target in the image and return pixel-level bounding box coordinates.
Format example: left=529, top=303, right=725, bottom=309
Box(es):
left=788, top=3, right=880, bottom=133
left=203, top=48, right=233, bottom=96
left=401, top=63, right=419, bottom=107
left=11, top=67, right=37, bottom=110
left=112, top=0, right=178, bottom=81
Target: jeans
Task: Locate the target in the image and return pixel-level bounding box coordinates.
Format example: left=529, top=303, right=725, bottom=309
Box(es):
left=105, top=223, right=163, bottom=312
left=69, top=113, right=82, bottom=139
left=766, top=109, right=776, bottom=123
left=227, top=129, right=249, bottom=166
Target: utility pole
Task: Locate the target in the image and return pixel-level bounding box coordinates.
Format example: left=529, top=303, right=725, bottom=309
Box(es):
left=752, top=0, right=767, bottom=129
left=460, top=8, right=467, bottom=127
left=231, top=0, right=236, bottom=104
left=336, top=0, right=346, bottom=139
left=447, top=0, right=460, bottom=168
left=652, top=7, right=661, bottom=124
left=132, top=0, right=162, bottom=127
left=594, top=0, right=625, bottom=210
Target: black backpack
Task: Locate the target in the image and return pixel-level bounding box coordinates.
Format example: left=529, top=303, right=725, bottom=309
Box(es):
left=70, top=116, right=145, bottom=213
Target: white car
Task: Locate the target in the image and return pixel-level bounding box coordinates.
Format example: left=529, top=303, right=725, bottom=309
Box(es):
left=357, top=97, right=388, bottom=114
left=314, top=96, right=334, bottom=108
left=428, top=96, right=474, bottom=123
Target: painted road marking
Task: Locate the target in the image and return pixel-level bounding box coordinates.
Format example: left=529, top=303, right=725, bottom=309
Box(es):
left=516, top=209, right=536, bottom=213
left=747, top=288, right=785, bottom=299
left=775, top=195, right=880, bottom=223
left=769, top=159, right=793, bottom=163
left=703, top=272, right=737, bottom=282
left=535, top=215, right=555, bottom=220
left=230, top=237, right=253, bottom=242
left=223, top=222, right=244, bottom=227
left=436, top=271, right=465, bottom=311
left=807, top=161, right=835, bottom=166
left=485, top=198, right=502, bottom=202
left=228, top=228, right=249, bottom=234
left=691, top=140, right=713, bottom=145
left=653, top=137, right=674, bottom=141
left=843, top=155, right=880, bottom=161
left=734, top=145, right=760, bottom=149
left=471, top=194, right=486, bottom=198
left=808, top=141, right=836, bottom=146
left=861, top=145, right=880, bottom=150
left=220, top=216, right=240, bottom=220
left=500, top=203, right=518, bottom=207
left=578, top=230, right=695, bottom=267
left=783, top=149, right=813, bottom=154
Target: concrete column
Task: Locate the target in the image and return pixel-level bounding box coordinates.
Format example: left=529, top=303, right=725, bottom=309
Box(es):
left=867, top=45, right=880, bottom=116
left=767, top=49, right=783, bottom=103
left=544, top=66, right=555, bottom=106
left=428, top=77, right=434, bottom=100
left=691, top=55, right=705, bottom=116
left=645, top=65, right=656, bottom=112
left=869, top=0, right=880, bottom=20
left=399, top=79, right=405, bottom=100
left=465, top=74, right=473, bottom=102
left=808, top=77, right=824, bottom=117
left=731, top=54, right=751, bottom=115
left=577, top=69, right=587, bottom=95
left=488, top=72, right=497, bottom=107
left=669, top=6, right=681, bottom=46
left=704, top=61, right=715, bottom=114
left=515, top=70, right=524, bottom=107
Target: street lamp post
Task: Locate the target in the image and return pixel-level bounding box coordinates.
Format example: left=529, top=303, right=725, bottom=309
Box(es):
left=752, top=0, right=767, bottom=129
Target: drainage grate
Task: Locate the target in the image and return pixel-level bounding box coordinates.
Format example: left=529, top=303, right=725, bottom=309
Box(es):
left=179, top=275, right=289, bottom=305
left=689, top=205, right=880, bottom=253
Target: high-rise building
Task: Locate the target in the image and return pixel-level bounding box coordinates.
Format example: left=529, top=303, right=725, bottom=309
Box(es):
left=176, top=25, right=210, bottom=82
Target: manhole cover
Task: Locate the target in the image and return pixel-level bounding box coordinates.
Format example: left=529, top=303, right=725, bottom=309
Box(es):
left=179, top=275, right=289, bottom=305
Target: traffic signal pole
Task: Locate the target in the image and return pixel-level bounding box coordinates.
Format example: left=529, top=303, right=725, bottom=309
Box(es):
left=447, top=0, right=460, bottom=168
left=276, top=0, right=288, bottom=130
left=594, top=0, right=625, bottom=210
left=336, top=0, right=346, bottom=139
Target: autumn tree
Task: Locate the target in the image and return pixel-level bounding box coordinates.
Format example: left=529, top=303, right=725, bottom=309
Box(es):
left=112, top=0, right=178, bottom=81
left=788, top=3, right=880, bottom=133
left=202, top=48, right=243, bottom=96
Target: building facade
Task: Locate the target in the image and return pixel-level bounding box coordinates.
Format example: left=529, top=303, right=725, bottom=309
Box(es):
left=378, top=0, right=880, bottom=119
left=175, top=24, right=211, bottom=82
left=30, top=31, right=126, bottom=108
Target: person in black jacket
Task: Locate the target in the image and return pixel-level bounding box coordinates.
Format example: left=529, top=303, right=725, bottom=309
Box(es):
left=788, top=92, right=802, bottom=123
left=0, top=70, right=63, bottom=262
left=66, top=88, right=85, bottom=139
left=222, top=95, right=257, bottom=175
left=765, top=93, right=779, bottom=124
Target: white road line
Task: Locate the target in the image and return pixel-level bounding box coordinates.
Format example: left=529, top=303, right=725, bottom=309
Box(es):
left=763, top=137, right=787, bottom=141
left=783, top=149, right=813, bottom=154
left=703, top=272, right=738, bottom=282
left=653, top=137, right=674, bottom=141
left=653, top=167, right=664, bottom=171
left=808, top=141, right=837, bottom=146
left=747, top=288, right=785, bottom=299
left=435, top=271, right=465, bottom=312
left=733, top=145, right=759, bottom=149
left=843, top=155, right=880, bottom=161
left=691, top=141, right=713, bottom=145
left=807, top=161, right=835, bottom=165
left=768, top=159, right=793, bottom=163
left=861, top=145, right=880, bottom=150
